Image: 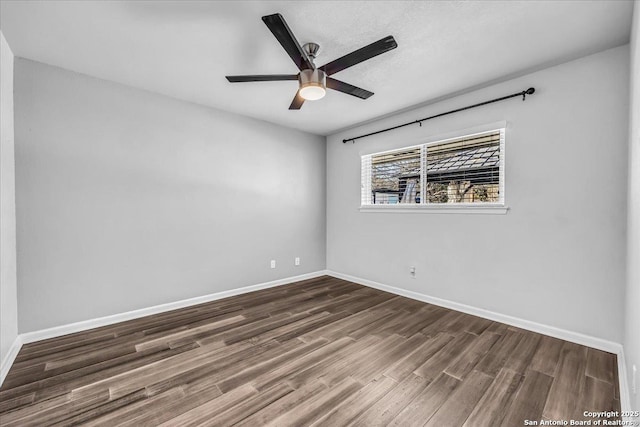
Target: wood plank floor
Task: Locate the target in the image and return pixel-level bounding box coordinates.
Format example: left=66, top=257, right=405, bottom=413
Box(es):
left=0, top=276, right=621, bottom=426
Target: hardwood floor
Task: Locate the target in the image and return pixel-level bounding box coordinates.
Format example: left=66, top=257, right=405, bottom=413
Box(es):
left=0, top=275, right=621, bottom=426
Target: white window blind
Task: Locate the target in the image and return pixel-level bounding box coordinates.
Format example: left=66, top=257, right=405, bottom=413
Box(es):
left=361, top=129, right=505, bottom=207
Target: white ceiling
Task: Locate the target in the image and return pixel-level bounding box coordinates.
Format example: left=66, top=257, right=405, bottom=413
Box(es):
left=0, top=1, right=634, bottom=135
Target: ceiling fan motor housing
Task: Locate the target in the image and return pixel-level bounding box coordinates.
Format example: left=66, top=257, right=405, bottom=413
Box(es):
left=299, top=68, right=327, bottom=100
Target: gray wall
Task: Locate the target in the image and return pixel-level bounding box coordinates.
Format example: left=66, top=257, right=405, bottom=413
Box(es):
left=14, top=59, right=326, bottom=333
left=625, top=1, right=639, bottom=411
left=0, top=31, right=18, bottom=366
left=327, top=45, right=629, bottom=343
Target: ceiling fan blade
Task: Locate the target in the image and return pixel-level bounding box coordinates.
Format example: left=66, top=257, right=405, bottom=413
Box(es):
left=320, top=35, right=397, bottom=76
left=226, top=74, right=298, bottom=82
left=262, top=14, right=314, bottom=71
left=289, top=91, right=305, bottom=110
left=326, top=77, right=374, bottom=99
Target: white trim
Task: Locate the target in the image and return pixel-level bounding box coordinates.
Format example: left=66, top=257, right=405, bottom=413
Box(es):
left=617, top=349, right=632, bottom=418
left=19, top=271, right=328, bottom=345
left=326, top=270, right=632, bottom=413
left=359, top=205, right=509, bottom=214
left=4, top=268, right=631, bottom=413
left=327, top=270, right=620, bottom=352
left=499, top=127, right=506, bottom=205
left=0, top=335, right=23, bottom=387
left=419, top=145, right=427, bottom=205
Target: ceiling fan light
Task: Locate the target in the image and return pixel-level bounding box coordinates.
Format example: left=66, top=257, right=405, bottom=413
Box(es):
left=299, top=69, right=326, bottom=101
left=300, top=84, right=326, bottom=101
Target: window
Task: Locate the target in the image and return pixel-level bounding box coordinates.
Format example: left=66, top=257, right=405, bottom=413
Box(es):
left=361, top=128, right=505, bottom=210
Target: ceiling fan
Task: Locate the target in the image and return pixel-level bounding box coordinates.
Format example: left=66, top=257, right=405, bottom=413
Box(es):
left=225, top=13, right=398, bottom=110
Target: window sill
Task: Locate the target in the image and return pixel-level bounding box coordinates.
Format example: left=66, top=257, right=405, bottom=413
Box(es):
left=359, top=204, right=509, bottom=215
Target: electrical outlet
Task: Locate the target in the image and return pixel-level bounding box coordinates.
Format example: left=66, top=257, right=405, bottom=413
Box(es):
left=409, top=266, right=416, bottom=278
left=633, top=364, right=637, bottom=394
left=270, top=260, right=276, bottom=269
left=295, top=257, right=300, bottom=266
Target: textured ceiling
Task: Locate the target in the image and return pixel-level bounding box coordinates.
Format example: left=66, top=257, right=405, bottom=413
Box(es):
left=0, top=1, right=634, bottom=135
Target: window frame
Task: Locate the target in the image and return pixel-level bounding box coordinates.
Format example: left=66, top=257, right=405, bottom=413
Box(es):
left=359, top=123, right=508, bottom=214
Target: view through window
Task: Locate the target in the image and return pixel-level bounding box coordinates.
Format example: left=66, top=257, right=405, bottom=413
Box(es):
left=361, top=129, right=504, bottom=206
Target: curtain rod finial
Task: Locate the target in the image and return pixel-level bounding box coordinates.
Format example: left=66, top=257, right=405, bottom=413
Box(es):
left=522, top=87, right=535, bottom=100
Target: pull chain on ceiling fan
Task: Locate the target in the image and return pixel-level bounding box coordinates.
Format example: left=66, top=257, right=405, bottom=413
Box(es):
left=225, top=13, right=398, bottom=110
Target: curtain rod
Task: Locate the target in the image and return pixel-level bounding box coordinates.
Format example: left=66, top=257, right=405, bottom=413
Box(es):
left=342, top=87, right=535, bottom=144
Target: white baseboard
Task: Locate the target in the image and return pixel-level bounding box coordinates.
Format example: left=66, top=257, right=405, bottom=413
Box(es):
left=326, top=270, right=620, bottom=352
left=617, top=349, right=632, bottom=417
left=326, top=270, right=631, bottom=413
left=19, top=270, right=328, bottom=345
left=5, top=269, right=632, bottom=413
left=0, top=335, right=23, bottom=387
